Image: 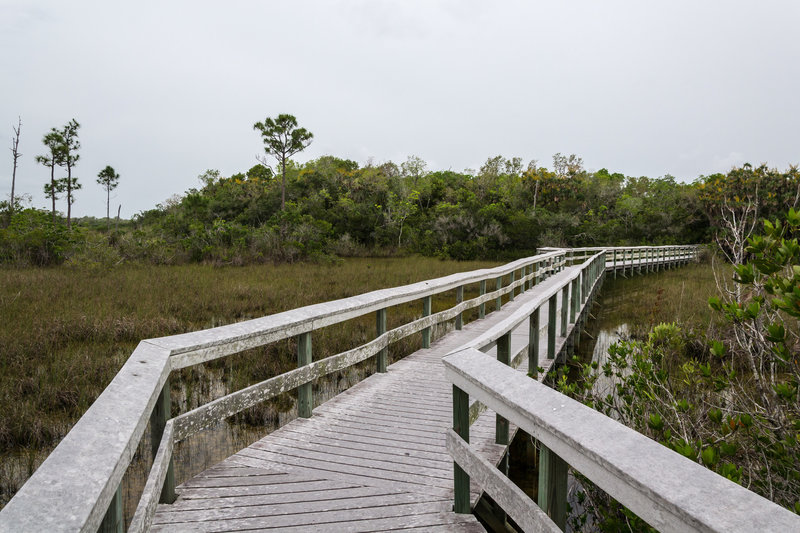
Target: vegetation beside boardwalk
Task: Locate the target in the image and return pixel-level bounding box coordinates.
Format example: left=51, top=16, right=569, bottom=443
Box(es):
left=559, top=214, right=800, bottom=527
left=5, top=156, right=796, bottom=267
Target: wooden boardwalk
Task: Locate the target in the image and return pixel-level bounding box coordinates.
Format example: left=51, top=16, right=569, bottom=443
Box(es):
left=150, top=268, right=575, bottom=532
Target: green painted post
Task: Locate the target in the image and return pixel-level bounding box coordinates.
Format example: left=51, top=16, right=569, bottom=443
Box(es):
left=453, top=385, right=470, bottom=514
left=496, top=333, right=510, bottom=444
left=582, top=268, right=588, bottom=304
left=509, top=271, right=515, bottom=301
left=297, top=332, right=312, bottom=418
left=479, top=280, right=486, bottom=319
left=376, top=308, right=387, bottom=373
left=150, top=378, right=175, bottom=504
left=495, top=276, right=502, bottom=311
left=613, top=249, right=617, bottom=278
left=538, top=444, right=568, bottom=530
left=560, top=286, right=568, bottom=337
left=547, top=294, right=556, bottom=360
left=529, top=307, right=540, bottom=379
left=422, top=296, right=432, bottom=348
left=570, top=278, right=577, bottom=324
left=99, top=484, right=123, bottom=533
left=455, top=286, right=464, bottom=330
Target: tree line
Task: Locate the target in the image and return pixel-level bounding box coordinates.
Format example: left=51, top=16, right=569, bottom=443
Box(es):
left=3, top=113, right=799, bottom=266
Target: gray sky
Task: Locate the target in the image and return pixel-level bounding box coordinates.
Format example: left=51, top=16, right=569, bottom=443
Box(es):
left=2, top=1, right=799, bottom=218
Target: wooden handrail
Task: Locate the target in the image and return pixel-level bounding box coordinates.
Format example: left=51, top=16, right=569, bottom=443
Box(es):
left=443, top=348, right=800, bottom=532
left=0, top=250, right=566, bottom=532
left=0, top=245, right=700, bottom=532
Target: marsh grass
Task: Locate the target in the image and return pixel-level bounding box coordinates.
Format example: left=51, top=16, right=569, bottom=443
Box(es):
left=0, top=256, right=500, bottom=509
left=596, top=261, right=727, bottom=338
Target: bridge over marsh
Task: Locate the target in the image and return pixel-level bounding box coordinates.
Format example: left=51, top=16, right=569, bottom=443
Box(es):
left=3, top=245, right=799, bottom=532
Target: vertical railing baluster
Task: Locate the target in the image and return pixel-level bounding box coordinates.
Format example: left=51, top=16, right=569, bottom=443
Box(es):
left=547, top=294, right=557, bottom=360
left=560, top=286, right=568, bottom=338
left=151, top=377, right=176, bottom=504
left=376, top=308, right=387, bottom=373
left=496, top=332, right=510, bottom=445
left=422, top=296, right=432, bottom=348
left=570, top=278, right=578, bottom=325
left=495, top=276, right=502, bottom=311
left=509, top=271, right=515, bottom=301
left=455, top=286, right=464, bottom=330
left=297, top=332, right=312, bottom=418
left=453, top=385, right=470, bottom=514
left=479, top=280, right=486, bottom=319
left=529, top=307, right=540, bottom=379
left=99, top=485, right=123, bottom=533
left=538, top=445, right=568, bottom=530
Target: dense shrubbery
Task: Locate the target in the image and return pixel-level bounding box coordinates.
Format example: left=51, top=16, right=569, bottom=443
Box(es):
left=4, top=156, right=798, bottom=266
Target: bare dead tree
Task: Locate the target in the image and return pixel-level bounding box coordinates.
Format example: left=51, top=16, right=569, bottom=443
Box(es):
left=9, top=116, right=22, bottom=216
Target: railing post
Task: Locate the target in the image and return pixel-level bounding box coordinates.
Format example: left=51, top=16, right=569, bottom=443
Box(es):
left=297, top=332, right=312, bottom=418
left=612, top=249, right=617, bottom=278
left=422, top=296, right=432, bottom=348
left=496, top=332, right=510, bottom=445
left=376, top=308, right=387, bottom=372
left=150, top=377, right=176, bottom=504
left=509, top=271, right=515, bottom=301
left=453, top=385, right=470, bottom=514
left=529, top=307, right=540, bottom=380
left=99, top=485, right=123, bottom=533
left=479, top=280, right=486, bottom=319
left=582, top=268, right=588, bottom=305
left=538, top=444, right=568, bottom=530
left=560, top=286, right=568, bottom=337
left=547, top=294, right=557, bottom=360
left=455, top=286, right=464, bottom=330
left=495, top=276, right=502, bottom=311
left=569, top=278, right=577, bottom=324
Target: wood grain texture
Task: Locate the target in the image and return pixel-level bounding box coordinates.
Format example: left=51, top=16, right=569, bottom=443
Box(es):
left=153, top=274, right=580, bottom=532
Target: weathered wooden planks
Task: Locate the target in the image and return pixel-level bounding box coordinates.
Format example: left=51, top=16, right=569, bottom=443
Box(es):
left=153, top=270, right=580, bottom=532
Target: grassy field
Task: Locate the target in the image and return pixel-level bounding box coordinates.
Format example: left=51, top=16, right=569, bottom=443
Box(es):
left=0, top=256, right=502, bottom=507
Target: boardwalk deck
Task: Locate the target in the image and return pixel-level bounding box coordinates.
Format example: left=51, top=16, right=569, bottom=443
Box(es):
left=151, top=267, right=578, bottom=532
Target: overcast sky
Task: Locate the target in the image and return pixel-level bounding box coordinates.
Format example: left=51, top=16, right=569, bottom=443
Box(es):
left=1, top=1, right=799, bottom=218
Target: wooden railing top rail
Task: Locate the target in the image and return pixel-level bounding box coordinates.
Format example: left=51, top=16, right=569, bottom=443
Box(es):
left=444, top=348, right=800, bottom=533
left=151, top=249, right=565, bottom=369
left=539, top=245, right=698, bottom=252
left=0, top=249, right=566, bottom=533
left=0, top=341, right=171, bottom=533
left=453, top=251, right=603, bottom=354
